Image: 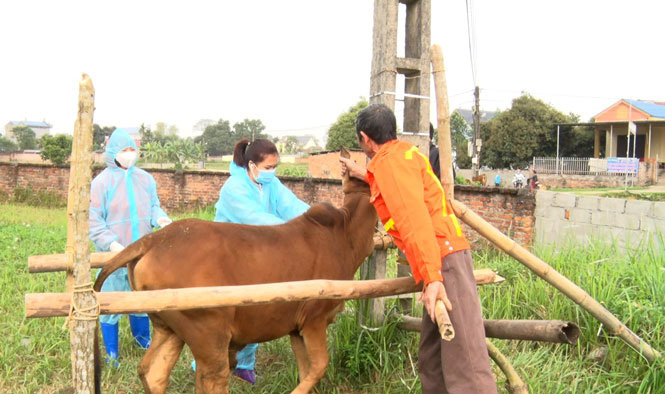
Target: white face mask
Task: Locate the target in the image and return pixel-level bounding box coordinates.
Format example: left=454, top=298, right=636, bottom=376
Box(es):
left=116, top=150, right=138, bottom=168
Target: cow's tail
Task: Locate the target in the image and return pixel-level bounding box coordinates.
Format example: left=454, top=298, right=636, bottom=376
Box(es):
left=93, top=235, right=152, bottom=292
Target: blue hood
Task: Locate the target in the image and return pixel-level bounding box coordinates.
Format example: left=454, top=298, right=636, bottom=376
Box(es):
left=229, top=161, right=250, bottom=178
left=105, top=128, right=138, bottom=168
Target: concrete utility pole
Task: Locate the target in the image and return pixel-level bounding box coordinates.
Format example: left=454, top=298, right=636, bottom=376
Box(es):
left=364, top=0, right=431, bottom=325
left=472, top=85, right=481, bottom=177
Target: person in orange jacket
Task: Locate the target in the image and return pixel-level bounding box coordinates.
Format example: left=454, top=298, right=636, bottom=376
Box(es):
left=340, top=104, right=496, bottom=393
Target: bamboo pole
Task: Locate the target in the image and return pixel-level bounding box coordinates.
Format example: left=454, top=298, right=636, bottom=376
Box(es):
left=26, top=271, right=502, bottom=318
left=397, top=316, right=580, bottom=344
left=429, top=43, right=456, bottom=338
left=65, top=73, right=96, bottom=393
left=451, top=199, right=661, bottom=362
left=29, top=252, right=116, bottom=273
left=486, top=340, right=529, bottom=394
left=431, top=44, right=455, bottom=200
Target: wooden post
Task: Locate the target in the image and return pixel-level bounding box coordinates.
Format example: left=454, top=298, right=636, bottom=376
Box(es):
left=430, top=44, right=454, bottom=200
left=66, top=73, right=96, bottom=393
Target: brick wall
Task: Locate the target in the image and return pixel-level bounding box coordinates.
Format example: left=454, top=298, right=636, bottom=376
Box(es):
left=455, top=186, right=536, bottom=247
left=0, top=163, right=536, bottom=248
left=308, top=150, right=366, bottom=179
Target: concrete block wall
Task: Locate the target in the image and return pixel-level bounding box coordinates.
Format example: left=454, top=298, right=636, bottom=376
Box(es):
left=535, top=190, right=665, bottom=251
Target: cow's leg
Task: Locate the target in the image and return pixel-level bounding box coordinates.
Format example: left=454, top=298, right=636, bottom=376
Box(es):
left=138, top=318, right=184, bottom=394
left=188, top=325, right=233, bottom=394
left=291, top=322, right=329, bottom=394
left=290, top=332, right=310, bottom=383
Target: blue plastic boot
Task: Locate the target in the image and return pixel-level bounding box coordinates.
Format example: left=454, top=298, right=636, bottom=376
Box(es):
left=100, top=322, right=119, bottom=367
left=129, top=315, right=151, bottom=349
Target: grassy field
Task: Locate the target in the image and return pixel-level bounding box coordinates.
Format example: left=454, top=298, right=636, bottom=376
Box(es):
left=1, top=203, right=663, bottom=393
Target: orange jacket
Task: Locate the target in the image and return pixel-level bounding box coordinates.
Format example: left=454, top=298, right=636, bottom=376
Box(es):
left=365, top=140, right=469, bottom=285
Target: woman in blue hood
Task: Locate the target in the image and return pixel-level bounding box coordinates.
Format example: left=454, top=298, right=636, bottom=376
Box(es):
left=209, top=138, right=309, bottom=383
left=89, top=128, right=172, bottom=365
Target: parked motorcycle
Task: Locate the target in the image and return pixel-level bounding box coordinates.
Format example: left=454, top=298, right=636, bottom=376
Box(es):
left=512, top=170, right=526, bottom=188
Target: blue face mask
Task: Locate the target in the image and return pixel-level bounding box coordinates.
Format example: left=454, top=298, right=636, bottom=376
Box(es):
left=256, top=169, right=276, bottom=184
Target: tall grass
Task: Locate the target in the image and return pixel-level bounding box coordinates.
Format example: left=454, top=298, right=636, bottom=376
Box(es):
left=0, top=203, right=663, bottom=393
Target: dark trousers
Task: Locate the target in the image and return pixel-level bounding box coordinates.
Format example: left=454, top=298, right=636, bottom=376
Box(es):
left=418, top=250, right=497, bottom=394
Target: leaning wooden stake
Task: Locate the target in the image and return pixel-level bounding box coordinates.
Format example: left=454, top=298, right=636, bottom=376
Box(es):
left=66, top=73, right=97, bottom=393
left=431, top=44, right=455, bottom=201
left=451, top=199, right=661, bottom=362
left=486, top=340, right=529, bottom=394
left=429, top=43, right=456, bottom=339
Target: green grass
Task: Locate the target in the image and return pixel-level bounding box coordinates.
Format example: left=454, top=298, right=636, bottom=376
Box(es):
left=549, top=186, right=647, bottom=193
left=599, top=191, right=665, bottom=202
left=1, top=203, right=663, bottom=393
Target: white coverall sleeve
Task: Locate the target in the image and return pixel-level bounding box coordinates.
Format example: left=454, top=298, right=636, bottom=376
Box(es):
left=89, top=176, right=119, bottom=251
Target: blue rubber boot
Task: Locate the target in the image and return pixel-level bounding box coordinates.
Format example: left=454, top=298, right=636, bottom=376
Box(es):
left=129, top=315, right=151, bottom=349
left=100, top=322, right=119, bottom=367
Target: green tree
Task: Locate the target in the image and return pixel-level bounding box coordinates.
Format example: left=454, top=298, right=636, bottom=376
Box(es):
left=194, top=119, right=234, bottom=156
left=164, top=138, right=202, bottom=170
left=13, top=126, right=38, bottom=150
left=0, top=136, right=18, bottom=152
left=233, top=119, right=267, bottom=141
left=93, top=124, right=115, bottom=150
left=480, top=94, right=573, bottom=168
left=326, top=99, right=368, bottom=150
left=283, top=136, right=299, bottom=154
left=139, top=124, right=155, bottom=144
left=450, top=111, right=472, bottom=169
left=39, top=134, right=73, bottom=165
left=141, top=141, right=166, bottom=167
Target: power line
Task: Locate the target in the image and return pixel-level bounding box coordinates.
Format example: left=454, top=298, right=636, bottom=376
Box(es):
left=465, top=0, right=477, bottom=86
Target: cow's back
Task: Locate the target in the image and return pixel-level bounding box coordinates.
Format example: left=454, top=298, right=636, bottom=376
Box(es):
left=130, top=217, right=357, bottom=344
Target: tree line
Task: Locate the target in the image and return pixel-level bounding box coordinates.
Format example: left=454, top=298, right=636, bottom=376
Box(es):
left=325, top=94, right=594, bottom=169
left=2, top=93, right=594, bottom=170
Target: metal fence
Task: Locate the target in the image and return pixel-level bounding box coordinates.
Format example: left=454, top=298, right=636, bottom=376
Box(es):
left=533, top=157, right=638, bottom=176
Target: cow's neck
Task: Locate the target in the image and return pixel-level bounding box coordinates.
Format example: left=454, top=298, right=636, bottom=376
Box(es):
left=342, top=192, right=378, bottom=270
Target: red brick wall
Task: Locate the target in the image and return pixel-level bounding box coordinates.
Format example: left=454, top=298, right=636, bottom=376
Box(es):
left=454, top=186, right=535, bottom=247
left=308, top=150, right=366, bottom=179
left=0, top=163, right=535, bottom=247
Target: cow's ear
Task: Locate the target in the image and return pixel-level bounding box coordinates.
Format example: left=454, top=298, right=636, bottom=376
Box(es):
left=340, top=146, right=350, bottom=159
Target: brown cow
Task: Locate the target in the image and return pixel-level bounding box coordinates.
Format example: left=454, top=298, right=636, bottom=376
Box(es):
left=93, top=150, right=378, bottom=394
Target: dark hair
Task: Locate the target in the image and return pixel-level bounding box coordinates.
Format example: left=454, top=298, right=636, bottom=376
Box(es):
left=232, top=138, right=278, bottom=168
left=355, top=104, right=397, bottom=144
left=429, top=123, right=435, bottom=140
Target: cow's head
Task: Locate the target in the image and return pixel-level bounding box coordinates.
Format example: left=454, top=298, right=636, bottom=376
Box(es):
left=340, top=147, right=370, bottom=195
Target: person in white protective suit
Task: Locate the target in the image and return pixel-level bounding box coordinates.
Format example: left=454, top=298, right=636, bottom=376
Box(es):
left=190, top=138, right=309, bottom=383
left=89, top=128, right=172, bottom=365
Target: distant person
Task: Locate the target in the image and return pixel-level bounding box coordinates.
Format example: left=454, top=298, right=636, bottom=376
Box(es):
left=494, top=170, right=502, bottom=187
left=529, top=169, right=540, bottom=190
left=207, top=138, right=310, bottom=384
left=89, top=128, right=172, bottom=366
left=428, top=123, right=455, bottom=181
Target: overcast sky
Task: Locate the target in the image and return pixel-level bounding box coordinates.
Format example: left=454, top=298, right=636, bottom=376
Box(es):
left=1, top=0, right=663, bottom=144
